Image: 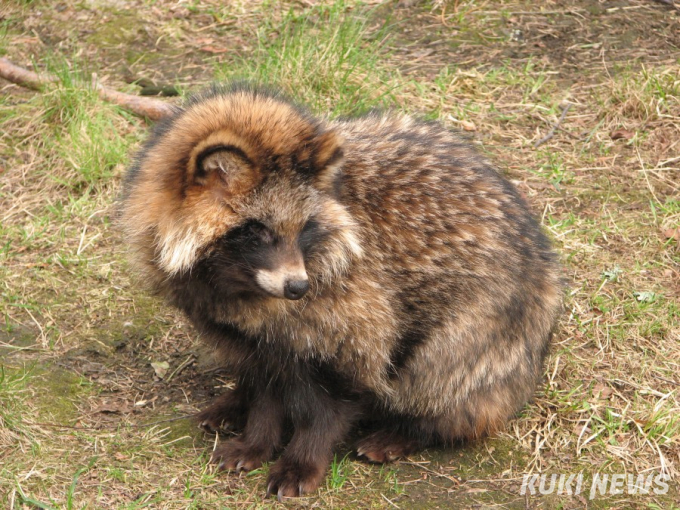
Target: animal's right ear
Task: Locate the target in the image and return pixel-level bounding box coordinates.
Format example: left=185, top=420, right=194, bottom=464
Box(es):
left=312, top=130, right=345, bottom=195
left=191, top=146, right=260, bottom=196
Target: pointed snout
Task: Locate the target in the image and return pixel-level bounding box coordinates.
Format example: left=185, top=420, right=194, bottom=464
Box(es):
left=283, top=279, right=309, bottom=300
left=255, top=265, right=309, bottom=300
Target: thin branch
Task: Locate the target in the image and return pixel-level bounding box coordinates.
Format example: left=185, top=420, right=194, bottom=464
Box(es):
left=91, top=73, right=177, bottom=121
left=28, top=414, right=195, bottom=431
left=652, top=0, right=680, bottom=12
left=534, top=103, right=572, bottom=148
left=0, top=57, right=176, bottom=121
left=0, top=57, right=54, bottom=90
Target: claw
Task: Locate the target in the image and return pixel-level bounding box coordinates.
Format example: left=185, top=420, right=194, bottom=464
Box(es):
left=277, top=487, right=284, bottom=503
left=236, top=460, right=245, bottom=472
left=199, top=420, right=218, bottom=434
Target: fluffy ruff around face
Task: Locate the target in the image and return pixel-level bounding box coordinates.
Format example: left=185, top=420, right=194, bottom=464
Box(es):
left=118, top=84, right=564, bottom=500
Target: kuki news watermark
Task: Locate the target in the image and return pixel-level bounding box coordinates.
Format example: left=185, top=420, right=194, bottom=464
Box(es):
left=520, top=473, right=671, bottom=499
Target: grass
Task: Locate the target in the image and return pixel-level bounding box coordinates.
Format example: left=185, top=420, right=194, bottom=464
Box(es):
left=327, top=453, right=352, bottom=491
left=214, top=0, right=398, bottom=115
left=0, top=365, right=35, bottom=453
left=39, top=58, right=139, bottom=188
left=1, top=0, right=678, bottom=508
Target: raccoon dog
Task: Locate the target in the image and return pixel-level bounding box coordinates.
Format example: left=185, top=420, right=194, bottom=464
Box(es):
left=119, top=84, right=563, bottom=499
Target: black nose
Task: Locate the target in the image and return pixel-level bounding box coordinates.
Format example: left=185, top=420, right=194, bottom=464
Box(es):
left=284, top=279, right=309, bottom=300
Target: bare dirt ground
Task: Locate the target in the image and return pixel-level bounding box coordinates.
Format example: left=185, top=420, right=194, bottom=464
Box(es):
left=1, top=0, right=678, bottom=508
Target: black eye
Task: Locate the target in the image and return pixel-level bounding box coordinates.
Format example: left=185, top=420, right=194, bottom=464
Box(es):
left=245, top=220, right=274, bottom=244
left=224, top=220, right=274, bottom=247
left=298, top=218, right=326, bottom=255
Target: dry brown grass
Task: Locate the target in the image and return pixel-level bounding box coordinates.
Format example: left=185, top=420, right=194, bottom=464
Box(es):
left=1, top=0, right=678, bottom=508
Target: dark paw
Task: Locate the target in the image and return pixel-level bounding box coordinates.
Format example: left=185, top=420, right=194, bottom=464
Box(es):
left=211, top=438, right=270, bottom=472
left=356, top=431, right=418, bottom=463
left=197, top=413, right=235, bottom=434
left=196, top=394, right=246, bottom=434
left=266, top=457, right=325, bottom=501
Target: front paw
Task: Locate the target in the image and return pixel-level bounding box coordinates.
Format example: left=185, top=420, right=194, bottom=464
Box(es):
left=196, top=393, right=247, bottom=434
left=198, top=413, right=235, bottom=434
left=266, top=457, right=325, bottom=501
left=212, top=438, right=271, bottom=472
left=356, top=430, right=418, bottom=463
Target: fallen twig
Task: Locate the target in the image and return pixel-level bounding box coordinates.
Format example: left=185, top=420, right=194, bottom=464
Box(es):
left=651, top=0, right=680, bottom=11
left=28, top=414, right=194, bottom=431
left=0, top=57, right=176, bottom=121
left=534, top=103, right=572, bottom=148
left=0, top=57, right=54, bottom=90
left=91, top=73, right=177, bottom=120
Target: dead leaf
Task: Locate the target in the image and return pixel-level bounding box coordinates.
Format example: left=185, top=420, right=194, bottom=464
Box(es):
left=460, top=120, right=476, bottom=131
left=574, top=423, right=591, bottom=436
left=200, top=46, right=228, bottom=54
left=151, top=361, right=170, bottom=379
left=174, top=403, right=196, bottom=414
left=94, top=402, right=130, bottom=414
left=634, top=291, right=657, bottom=303
left=610, top=129, right=635, bottom=140
left=171, top=7, right=191, bottom=19
left=13, top=36, right=41, bottom=45
left=593, top=382, right=613, bottom=399
left=662, top=227, right=679, bottom=241
left=114, top=452, right=130, bottom=461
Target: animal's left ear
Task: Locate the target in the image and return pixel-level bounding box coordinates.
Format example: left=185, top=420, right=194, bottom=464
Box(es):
left=312, top=130, right=345, bottom=194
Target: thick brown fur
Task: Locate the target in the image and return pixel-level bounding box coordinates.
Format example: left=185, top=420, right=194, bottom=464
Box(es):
left=118, top=84, right=563, bottom=500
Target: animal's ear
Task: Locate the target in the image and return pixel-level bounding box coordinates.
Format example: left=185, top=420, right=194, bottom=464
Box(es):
left=193, top=147, right=259, bottom=196
left=312, top=130, right=345, bottom=194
